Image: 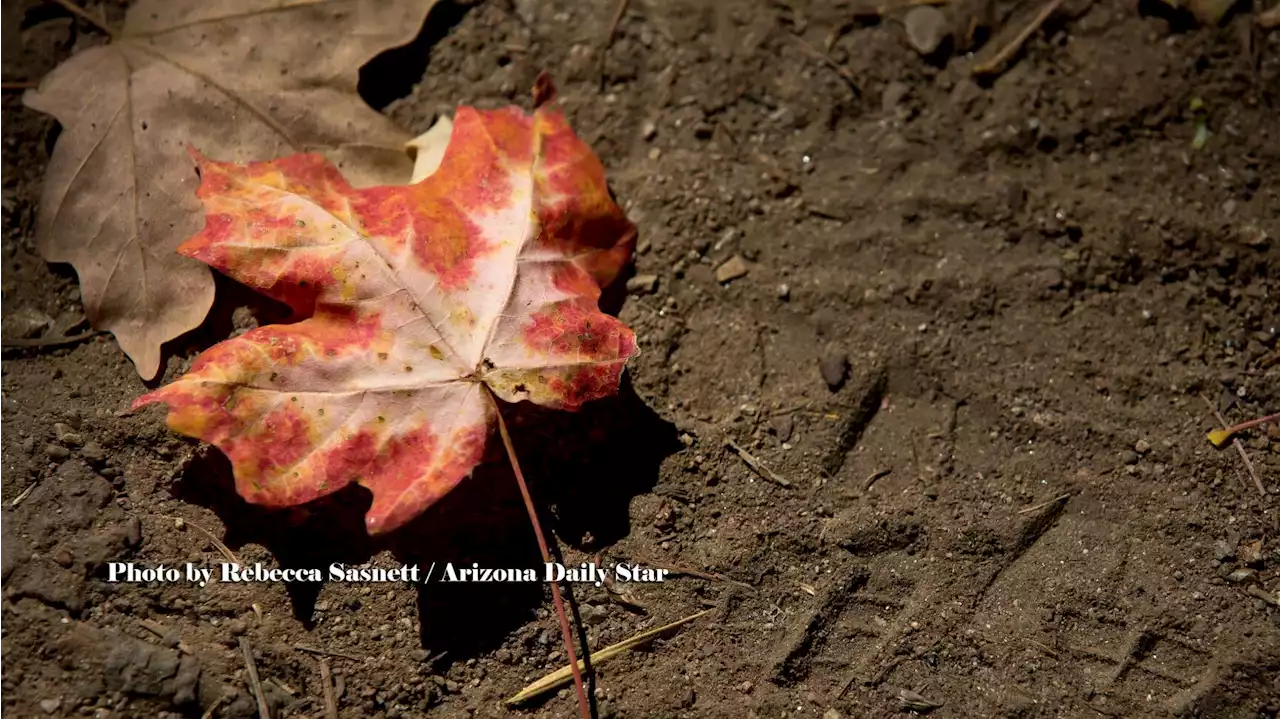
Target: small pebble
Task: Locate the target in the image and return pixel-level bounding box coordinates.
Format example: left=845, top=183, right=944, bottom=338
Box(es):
left=1120, top=450, right=1140, bottom=465
left=5, top=307, right=53, bottom=339
left=824, top=710, right=844, bottom=719
left=1134, top=439, right=1151, bottom=455
left=881, top=82, right=910, bottom=114
left=776, top=283, right=790, bottom=300
left=715, top=255, right=749, bottom=283
left=818, top=352, right=849, bottom=391
left=40, top=698, right=61, bottom=714
left=45, top=444, right=71, bottom=461
left=80, top=441, right=107, bottom=463
left=626, top=274, right=659, bottom=296
left=904, top=6, right=949, bottom=56
left=1214, top=539, right=1235, bottom=561
left=641, top=120, right=657, bottom=141
left=1227, top=568, right=1258, bottom=584
left=125, top=517, right=143, bottom=548
left=736, top=680, right=753, bottom=694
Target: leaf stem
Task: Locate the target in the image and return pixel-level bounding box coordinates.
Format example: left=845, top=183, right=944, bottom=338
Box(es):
left=492, top=399, right=592, bottom=719
left=49, top=0, right=116, bottom=39
left=1207, top=411, right=1280, bottom=448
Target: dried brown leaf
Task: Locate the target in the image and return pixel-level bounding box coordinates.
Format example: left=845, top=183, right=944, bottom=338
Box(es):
left=25, top=0, right=437, bottom=379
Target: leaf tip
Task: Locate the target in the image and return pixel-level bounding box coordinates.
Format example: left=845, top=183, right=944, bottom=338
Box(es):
left=186, top=144, right=206, bottom=163
left=1207, top=428, right=1232, bottom=447
left=532, top=72, right=557, bottom=109
left=132, top=388, right=169, bottom=412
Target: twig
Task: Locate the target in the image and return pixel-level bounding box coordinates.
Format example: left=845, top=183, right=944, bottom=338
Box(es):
left=140, top=618, right=193, bottom=653
left=48, top=0, right=115, bottom=37
left=1, top=81, right=39, bottom=91
left=789, top=34, right=861, bottom=97
left=1, top=330, right=101, bottom=349
left=10, top=482, right=37, bottom=507
left=294, top=644, right=365, bottom=662
left=1025, top=637, right=1061, bottom=659
left=1200, top=395, right=1267, bottom=496
left=269, top=678, right=296, bottom=696
left=318, top=658, right=339, bottom=719
left=644, top=560, right=756, bottom=592
left=505, top=609, right=712, bottom=705
left=492, top=399, right=592, bottom=719
left=862, top=468, right=892, bottom=491
left=1246, top=585, right=1278, bottom=606
left=971, top=0, right=1068, bottom=77
left=153, top=514, right=240, bottom=563
left=597, top=0, right=629, bottom=87
left=1017, top=492, right=1071, bottom=515
left=725, top=440, right=792, bottom=488
left=239, top=638, right=272, bottom=719
left=200, top=693, right=230, bottom=719
left=879, top=0, right=949, bottom=11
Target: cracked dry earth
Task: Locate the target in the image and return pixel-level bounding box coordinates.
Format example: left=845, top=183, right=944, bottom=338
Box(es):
left=3, top=0, right=1280, bottom=717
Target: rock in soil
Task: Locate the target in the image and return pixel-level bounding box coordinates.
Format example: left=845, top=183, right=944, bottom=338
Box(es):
left=818, top=352, right=849, bottom=391
left=904, top=6, right=949, bottom=56
left=715, top=255, right=749, bottom=283
left=79, top=440, right=106, bottom=464
left=3, top=307, right=53, bottom=339
left=626, top=274, right=659, bottom=295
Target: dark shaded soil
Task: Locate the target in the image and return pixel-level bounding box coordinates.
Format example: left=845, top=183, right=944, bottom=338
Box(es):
left=3, top=0, right=1279, bottom=717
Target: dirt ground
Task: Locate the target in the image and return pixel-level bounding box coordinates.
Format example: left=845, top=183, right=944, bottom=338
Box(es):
left=3, top=0, right=1280, bottom=717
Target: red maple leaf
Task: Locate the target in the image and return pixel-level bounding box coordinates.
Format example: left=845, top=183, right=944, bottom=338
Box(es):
left=135, top=91, right=637, bottom=535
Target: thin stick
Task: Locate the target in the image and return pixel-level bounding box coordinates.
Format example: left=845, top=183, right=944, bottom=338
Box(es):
left=506, top=609, right=712, bottom=705
left=269, top=678, right=296, bottom=696
left=971, top=0, right=1068, bottom=77
left=1247, top=585, right=1278, bottom=606
left=239, top=637, right=272, bottom=719
left=789, top=34, right=861, bottom=97
left=1200, top=396, right=1267, bottom=496
left=1, top=81, right=39, bottom=91
left=597, top=0, right=629, bottom=87
left=140, top=618, right=193, bottom=653
left=878, top=0, right=949, bottom=12
left=200, top=693, right=230, bottom=719
left=862, top=468, right=892, bottom=491
left=48, top=0, right=115, bottom=37
left=294, top=644, right=364, bottom=662
left=10, top=482, right=37, bottom=507
left=493, top=403, right=592, bottom=719
left=153, top=514, right=240, bottom=564
left=1, top=330, right=101, bottom=349
left=644, top=560, right=756, bottom=592
left=318, top=658, right=339, bottom=719
left=725, top=440, right=792, bottom=487
left=1017, top=492, right=1071, bottom=515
